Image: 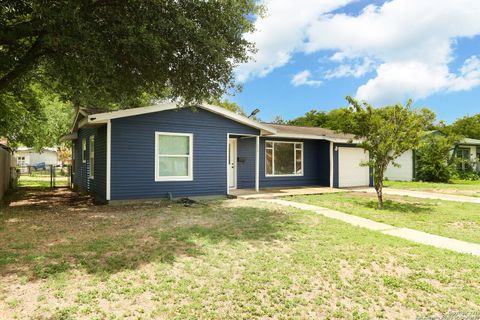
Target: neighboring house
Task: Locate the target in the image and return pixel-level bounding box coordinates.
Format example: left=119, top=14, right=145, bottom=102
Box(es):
left=385, top=132, right=480, bottom=181
left=61, top=103, right=373, bottom=202
left=455, top=137, right=480, bottom=172
left=14, top=147, right=60, bottom=167
left=0, top=143, right=15, bottom=200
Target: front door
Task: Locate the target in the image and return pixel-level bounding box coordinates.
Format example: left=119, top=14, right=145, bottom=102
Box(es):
left=228, top=138, right=237, bottom=189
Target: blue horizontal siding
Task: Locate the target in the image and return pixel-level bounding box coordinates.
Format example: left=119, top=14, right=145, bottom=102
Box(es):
left=110, top=108, right=259, bottom=200
left=73, top=126, right=107, bottom=200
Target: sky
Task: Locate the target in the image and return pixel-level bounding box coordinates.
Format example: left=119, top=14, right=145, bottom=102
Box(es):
left=229, top=0, right=480, bottom=124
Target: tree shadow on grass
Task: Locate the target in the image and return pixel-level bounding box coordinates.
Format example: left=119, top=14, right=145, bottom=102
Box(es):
left=0, top=190, right=295, bottom=280
left=364, top=199, right=433, bottom=214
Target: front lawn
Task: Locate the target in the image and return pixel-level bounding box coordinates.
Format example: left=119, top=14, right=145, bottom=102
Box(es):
left=384, top=179, right=480, bottom=197
left=288, top=192, right=480, bottom=244
left=0, top=189, right=479, bottom=319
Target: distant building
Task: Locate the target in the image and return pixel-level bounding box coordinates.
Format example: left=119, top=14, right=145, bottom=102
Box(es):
left=14, top=147, right=60, bottom=167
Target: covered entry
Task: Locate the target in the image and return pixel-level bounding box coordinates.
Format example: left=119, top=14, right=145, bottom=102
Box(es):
left=227, top=134, right=260, bottom=194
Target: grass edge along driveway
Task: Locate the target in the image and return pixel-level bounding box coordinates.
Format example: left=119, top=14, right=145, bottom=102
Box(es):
left=383, top=180, right=480, bottom=197
left=287, top=192, right=480, bottom=245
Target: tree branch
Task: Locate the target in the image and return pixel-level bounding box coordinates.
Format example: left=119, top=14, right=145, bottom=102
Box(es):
left=0, top=36, right=46, bottom=92
left=0, top=20, right=42, bottom=45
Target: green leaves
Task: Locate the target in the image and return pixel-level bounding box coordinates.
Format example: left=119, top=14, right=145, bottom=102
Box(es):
left=1, top=0, right=259, bottom=146
left=449, top=114, right=480, bottom=140
left=416, top=134, right=458, bottom=182
left=343, top=96, right=432, bottom=208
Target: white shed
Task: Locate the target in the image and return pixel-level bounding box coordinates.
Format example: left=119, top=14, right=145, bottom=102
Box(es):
left=385, top=150, right=414, bottom=181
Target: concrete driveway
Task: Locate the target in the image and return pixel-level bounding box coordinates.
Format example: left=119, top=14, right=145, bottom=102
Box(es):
left=350, top=187, right=480, bottom=204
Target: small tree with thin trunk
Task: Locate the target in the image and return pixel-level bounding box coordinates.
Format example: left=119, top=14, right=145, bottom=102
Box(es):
left=344, top=96, right=429, bottom=208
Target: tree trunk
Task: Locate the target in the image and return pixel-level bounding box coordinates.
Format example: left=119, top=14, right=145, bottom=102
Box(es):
left=374, top=164, right=385, bottom=209
left=376, top=183, right=383, bottom=209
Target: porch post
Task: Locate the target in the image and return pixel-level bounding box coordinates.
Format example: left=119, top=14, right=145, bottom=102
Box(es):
left=255, top=135, right=260, bottom=192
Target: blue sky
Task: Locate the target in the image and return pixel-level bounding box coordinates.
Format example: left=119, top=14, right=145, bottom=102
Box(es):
left=230, top=0, right=480, bottom=123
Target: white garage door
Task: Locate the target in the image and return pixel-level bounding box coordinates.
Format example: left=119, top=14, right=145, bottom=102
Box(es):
left=338, top=147, right=370, bottom=187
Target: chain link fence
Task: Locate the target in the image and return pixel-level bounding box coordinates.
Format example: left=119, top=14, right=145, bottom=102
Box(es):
left=17, top=165, right=72, bottom=188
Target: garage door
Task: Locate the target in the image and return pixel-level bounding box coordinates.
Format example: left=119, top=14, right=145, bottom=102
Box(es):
left=338, top=147, right=370, bottom=187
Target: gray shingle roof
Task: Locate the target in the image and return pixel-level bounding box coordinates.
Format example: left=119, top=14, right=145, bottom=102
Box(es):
left=265, top=123, right=356, bottom=141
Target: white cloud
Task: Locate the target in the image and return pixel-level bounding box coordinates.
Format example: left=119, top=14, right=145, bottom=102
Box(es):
left=291, top=70, right=322, bottom=87
left=355, top=61, right=452, bottom=105
left=324, top=58, right=375, bottom=79
left=237, top=0, right=480, bottom=104
left=235, top=0, right=355, bottom=82
left=449, top=56, right=480, bottom=91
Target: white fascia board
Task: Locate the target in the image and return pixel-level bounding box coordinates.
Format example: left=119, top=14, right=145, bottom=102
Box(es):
left=87, top=103, right=178, bottom=123
left=85, top=102, right=277, bottom=134
left=70, top=109, right=82, bottom=133
left=199, top=103, right=276, bottom=134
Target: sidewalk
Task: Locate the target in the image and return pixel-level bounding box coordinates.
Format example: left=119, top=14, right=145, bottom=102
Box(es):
left=261, top=198, right=480, bottom=256
left=350, top=187, right=480, bottom=204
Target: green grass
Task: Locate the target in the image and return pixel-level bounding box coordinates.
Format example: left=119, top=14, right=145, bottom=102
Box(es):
left=288, top=192, right=480, bottom=244
left=0, top=189, right=479, bottom=319
left=384, top=179, right=480, bottom=197
left=18, top=175, right=69, bottom=188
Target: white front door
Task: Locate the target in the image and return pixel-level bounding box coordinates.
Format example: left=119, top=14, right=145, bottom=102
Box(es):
left=228, top=138, right=237, bottom=189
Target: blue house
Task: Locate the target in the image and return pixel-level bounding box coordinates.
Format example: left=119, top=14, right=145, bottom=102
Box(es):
left=62, top=103, right=372, bottom=202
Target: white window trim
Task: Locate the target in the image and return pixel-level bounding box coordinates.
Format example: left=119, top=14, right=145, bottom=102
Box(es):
left=82, top=138, right=87, bottom=163
left=155, top=132, right=193, bottom=182
left=265, top=140, right=304, bottom=177
left=89, top=135, right=95, bottom=179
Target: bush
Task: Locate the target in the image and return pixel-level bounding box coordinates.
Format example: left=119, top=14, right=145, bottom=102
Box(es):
left=415, top=134, right=457, bottom=182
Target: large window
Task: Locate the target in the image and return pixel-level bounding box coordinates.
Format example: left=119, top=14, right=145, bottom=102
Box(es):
left=89, top=136, right=95, bottom=179
left=265, top=141, right=303, bottom=176
left=155, top=132, right=193, bottom=181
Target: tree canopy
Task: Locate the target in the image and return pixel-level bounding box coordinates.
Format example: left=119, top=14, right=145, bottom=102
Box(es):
left=284, top=106, right=436, bottom=133
left=449, top=114, right=480, bottom=140
left=1, top=0, right=259, bottom=146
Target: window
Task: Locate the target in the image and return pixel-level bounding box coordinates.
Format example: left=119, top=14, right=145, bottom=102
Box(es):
left=89, top=136, right=95, bottom=179
left=82, top=138, right=87, bottom=163
left=265, top=141, right=303, bottom=176
left=457, top=147, right=471, bottom=171
left=17, top=156, right=26, bottom=166
left=155, top=132, right=193, bottom=181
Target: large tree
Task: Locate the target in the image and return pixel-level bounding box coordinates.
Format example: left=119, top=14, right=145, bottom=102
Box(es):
left=344, top=97, right=429, bottom=208
left=449, top=114, right=480, bottom=139
left=1, top=0, right=258, bottom=145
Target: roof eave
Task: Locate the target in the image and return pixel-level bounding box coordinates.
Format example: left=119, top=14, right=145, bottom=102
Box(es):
left=59, top=132, right=78, bottom=142
left=85, top=103, right=277, bottom=135
left=268, top=133, right=361, bottom=144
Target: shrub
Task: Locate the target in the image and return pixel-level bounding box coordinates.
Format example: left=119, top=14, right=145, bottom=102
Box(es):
left=415, top=134, right=457, bottom=182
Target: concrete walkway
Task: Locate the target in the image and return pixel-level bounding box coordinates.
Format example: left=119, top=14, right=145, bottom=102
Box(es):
left=350, top=187, right=480, bottom=204
left=261, top=198, right=480, bottom=256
